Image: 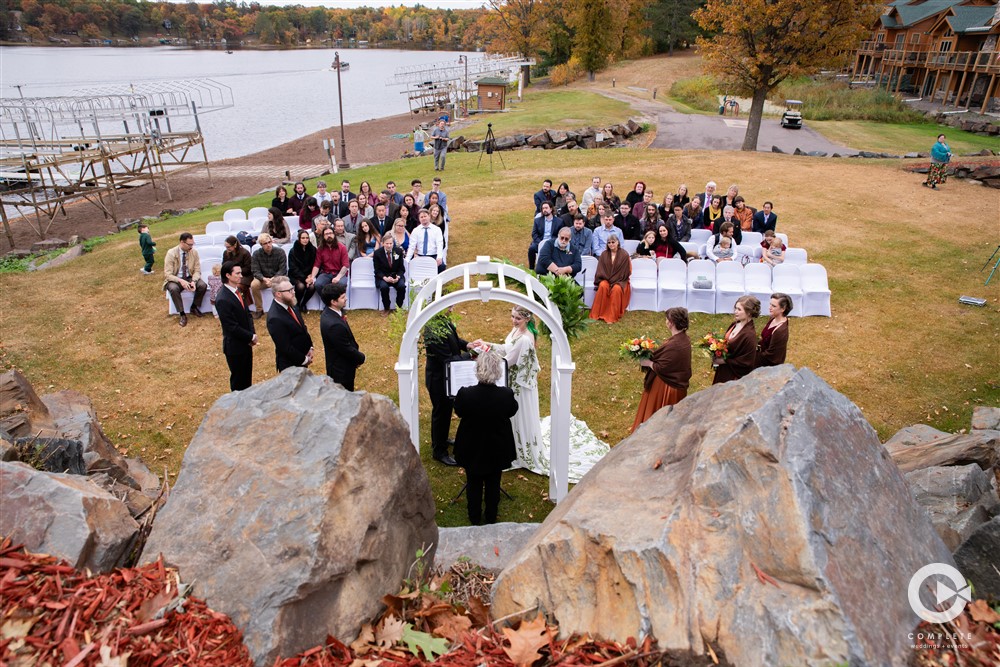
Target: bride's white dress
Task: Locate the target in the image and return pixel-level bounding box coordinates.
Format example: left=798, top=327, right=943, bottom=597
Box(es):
left=491, top=328, right=609, bottom=483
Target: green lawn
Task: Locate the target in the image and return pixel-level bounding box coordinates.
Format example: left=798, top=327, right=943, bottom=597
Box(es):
left=460, top=89, right=633, bottom=139
left=809, top=120, right=999, bottom=154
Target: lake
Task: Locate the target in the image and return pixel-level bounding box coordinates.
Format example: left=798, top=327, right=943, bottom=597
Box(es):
left=0, top=47, right=476, bottom=159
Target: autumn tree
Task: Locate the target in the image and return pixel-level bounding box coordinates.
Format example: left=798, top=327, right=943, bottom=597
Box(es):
left=484, top=0, right=553, bottom=84
left=646, top=0, right=703, bottom=55
left=695, top=0, right=877, bottom=151
left=565, top=0, right=614, bottom=81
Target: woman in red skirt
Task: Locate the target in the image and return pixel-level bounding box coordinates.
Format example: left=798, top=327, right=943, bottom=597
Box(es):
left=631, top=307, right=692, bottom=432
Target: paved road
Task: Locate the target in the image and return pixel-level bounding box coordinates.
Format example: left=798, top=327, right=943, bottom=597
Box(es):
left=592, top=88, right=856, bottom=155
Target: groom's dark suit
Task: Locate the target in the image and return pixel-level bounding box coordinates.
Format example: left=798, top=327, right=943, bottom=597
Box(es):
left=320, top=307, right=365, bottom=391
left=215, top=285, right=255, bottom=391
left=266, top=300, right=312, bottom=372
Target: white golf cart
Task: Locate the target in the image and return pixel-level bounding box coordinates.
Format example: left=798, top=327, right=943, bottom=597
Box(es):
left=780, top=100, right=803, bottom=129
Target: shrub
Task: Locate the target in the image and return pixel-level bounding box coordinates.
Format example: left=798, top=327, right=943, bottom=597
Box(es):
left=550, top=57, right=585, bottom=87
left=669, top=76, right=721, bottom=113
left=775, top=77, right=925, bottom=122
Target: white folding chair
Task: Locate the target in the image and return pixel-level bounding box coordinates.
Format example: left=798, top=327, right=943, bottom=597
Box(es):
left=198, top=248, right=224, bottom=277
left=686, top=259, right=716, bottom=314
left=656, top=257, right=686, bottom=310
left=347, top=257, right=378, bottom=310
left=580, top=255, right=598, bottom=308
left=777, top=233, right=789, bottom=247
left=715, top=262, right=745, bottom=315
left=166, top=289, right=211, bottom=316
left=628, top=257, right=658, bottom=311
left=248, top=207, right=269, bottom=220
left=214, top=233, right=232, bottom=245
left=223, top=208, right=246, bottom=222
left=192, top=234, right=213, bottom=247
left=735, top=245, right=757, bottom=264
left=406, top=256, right=439, bottom=303
left=799, top=263, right=832, bottom=317
left=690, top=229, right=712, bottom=246
left=680, top=242, right=700, bottom=258
left=622, top=239, right=640, bottom=255
left=229, top=219, right=257, bottom=235
left=284, top=216, right=299, bottom=230
left=741, top=231, right=763, bottom=247
left=785, top=248, right=808, bottom=265
left=744, top=263, right=773, bottom=305
left=771, top=264, right=804, bottom=317
left=205, top=221, right=229, bottom=235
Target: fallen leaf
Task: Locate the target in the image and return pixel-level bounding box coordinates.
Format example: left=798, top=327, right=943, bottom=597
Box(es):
left=466, top=597, right=490, bottom=628
left=0, top=616, right=37, bottom=640
left=430, top=611, right=472, bottom=641
left=137, top=588, right=175, bottom=623
left=401, top=623, right=450, bottom=660
left=375, top=615, right=406, bottom=648
left=350, top=623, right=376, bottom=654
left=502, top=614, right=549, bottom=667
left=97, top=645, right=130, bottom=667
left=968, top=599, right=1000, bottom=624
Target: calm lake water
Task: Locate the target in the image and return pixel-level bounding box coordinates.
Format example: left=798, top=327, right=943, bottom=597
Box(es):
left=1, top=47, right=476, bottom=159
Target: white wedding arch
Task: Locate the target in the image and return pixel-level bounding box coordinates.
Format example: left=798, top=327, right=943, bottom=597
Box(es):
left=395, top=257, right=576, bottom=503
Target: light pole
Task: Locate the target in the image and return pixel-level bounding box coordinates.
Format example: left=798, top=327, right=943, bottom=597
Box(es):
left=458, top=55, right=469, bottom=117
left=334, top=51, right=349, bottom=170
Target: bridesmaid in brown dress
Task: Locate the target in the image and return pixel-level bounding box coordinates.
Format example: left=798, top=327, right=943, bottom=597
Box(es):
left=631, top=308, right=692, bottom=432
left=756, top=293, right=792, bottom=367
left=712, top=295, right=760, bottom=384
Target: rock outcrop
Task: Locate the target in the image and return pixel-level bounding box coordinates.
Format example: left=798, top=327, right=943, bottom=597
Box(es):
left=435, top=523, right=540, bottom=571
left=492, top=366, right=953, bottom=667
left=0, top=461, right=140, bottom=571
left=142, top=368, right=438, bottom=667
left=885, top=426, right=1000, bottom=473
left=953, top=517, right=1000, bottom=600
left=904, top=463, right=1000, bottom=550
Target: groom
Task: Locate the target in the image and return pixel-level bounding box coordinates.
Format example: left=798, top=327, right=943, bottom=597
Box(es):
left=423, top=310, right=473, bottom=466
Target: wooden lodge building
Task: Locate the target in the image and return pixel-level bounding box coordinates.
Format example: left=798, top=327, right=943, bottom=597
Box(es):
left=852, top=0, right=999, bottom=113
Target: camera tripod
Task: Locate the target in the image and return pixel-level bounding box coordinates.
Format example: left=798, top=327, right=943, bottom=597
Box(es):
left=982, top=245, right=1000, bottom=286
left=477, top=122, right=506, bottom=172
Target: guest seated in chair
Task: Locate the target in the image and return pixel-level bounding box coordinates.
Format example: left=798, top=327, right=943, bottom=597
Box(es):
left=163, top=232, right=207, bottom=327
left=288, top=230, right=316, bottom=312
left=528, top=202, right=559, bottom=270
left=614, top=202, right=642, bottom=241
left=569, top=214, right=594, bottom=258
left=223, top=235, right=253, bottom=307
left=250, top=233, right=288, bottom=318
left=712, top=236, right=735, bottom=263
left=590, top=235, right=632, bottom=324
left=260, top=207, right=291, bottom=244
left=373, top=233, right=406, bottom=312
left=309, top=226, right=350, bottom=293
left=761, top=236, right=785, bottom=267
left=536, top=226, right=581, bottom=277
left=752, top=201, right=778, bottom=233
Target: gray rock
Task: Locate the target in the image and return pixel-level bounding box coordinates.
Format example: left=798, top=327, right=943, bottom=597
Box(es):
left=42, top=390, right=139, bottom=487
left=807, top=151, right=828, bottom=157
left=0, top=440, right=14, bottom=461
left=547, top=129, right=569, bottom=144
left=0, top=461, right=139, bottom=571
left=464, top=140, right=482, bottom=153
left=0, top=370, right=55, bottom=438
left=30, top=238, right=69, bottom=253
left=142, top=368, right=438, bottom=667
left=952, top=517, right=1000, bottom=600
left=494, top=135, right=517, bottom=150
left=904, top=152, right=920, bottom=159
left=577, top=127, right=596, bottom=139
left=581, top=137, right=598, bottom=149
left=117, top=219, right=140, bottom=231
left=793, top=147, right=806, bottom=155
left=886, top=429, right=1000, bottom=473
left=492, top=366, right=952, bottom=667
left=626, top=119, right=641, bottom=134
left=31, top=244, right=83, bottom=271
left=435, top=523, right=540, bottom=571
left=886, top=424, right=950, bottom=448
left=905, top=464, right=1000, bottom=550
left=8, top=436, right=86, bottom=475
left=89, top=471, right=155, bottom=518
left=771, top=145, right=786, bottom=153
left=565, top=130, right=580, bottom=143
left=527, top=131, right=550, bottom=147
left=972, top=407, right=1000, bottom=431
left=512, top=133, right=528, bottom=146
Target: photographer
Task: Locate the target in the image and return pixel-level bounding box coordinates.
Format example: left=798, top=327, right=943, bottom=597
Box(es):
left=453, top=350, right=518, bottom=525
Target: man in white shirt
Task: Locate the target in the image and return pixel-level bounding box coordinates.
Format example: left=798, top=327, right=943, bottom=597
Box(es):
left=592, top=212, right=625, bottom=256
left=580, top=176, right=602, bottom=214
left=407, top=209, right=446, bottom=272
left=313, top=180, right=332, bottom=207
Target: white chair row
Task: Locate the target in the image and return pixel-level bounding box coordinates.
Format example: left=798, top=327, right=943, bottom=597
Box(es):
left=652, top=258, right=830, bottom=316
left=205, top=218, right=266, bottom=236
left=222, top=207, right=269, bottom=222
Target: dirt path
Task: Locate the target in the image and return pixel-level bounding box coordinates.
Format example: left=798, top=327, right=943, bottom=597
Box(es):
left=1, top=111, right=430, bottom=252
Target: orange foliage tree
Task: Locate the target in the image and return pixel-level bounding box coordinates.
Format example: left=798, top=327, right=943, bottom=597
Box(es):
left=695, top=0, right=878, bottom=151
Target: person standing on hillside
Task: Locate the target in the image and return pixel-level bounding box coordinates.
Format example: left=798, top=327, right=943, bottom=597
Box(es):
left=138, top=223, right=156, bottom=275
left=924, top=134, right=952, bottom=190
left=431, top=119, right=450, bottom=171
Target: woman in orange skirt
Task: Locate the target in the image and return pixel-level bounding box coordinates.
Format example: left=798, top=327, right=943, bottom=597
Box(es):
left=631, top=307, right=692, bottom=432
left=589, top=235, right=632, bottom=323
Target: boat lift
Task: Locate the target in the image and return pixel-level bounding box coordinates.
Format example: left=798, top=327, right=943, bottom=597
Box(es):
left=0, top=79, right=232, bottom=243
left=387, top=53, right=535, bottom=115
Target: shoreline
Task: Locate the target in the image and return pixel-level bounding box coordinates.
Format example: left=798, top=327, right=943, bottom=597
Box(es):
left=0, top=109, right=439, bottom=252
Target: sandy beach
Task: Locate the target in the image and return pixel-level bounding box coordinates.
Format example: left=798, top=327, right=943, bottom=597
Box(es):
left=1, top=110, right=436, bottom=252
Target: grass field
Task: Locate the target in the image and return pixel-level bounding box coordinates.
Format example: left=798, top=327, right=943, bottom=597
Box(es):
left=808, top=120, right=1000, bottom=155
left=3, top=125, right=999, bottom=528
left=459, top=90, right=632, bottom=139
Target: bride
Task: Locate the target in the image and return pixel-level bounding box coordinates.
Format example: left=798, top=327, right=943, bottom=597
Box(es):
left=476, top=305, right=608, bottom=482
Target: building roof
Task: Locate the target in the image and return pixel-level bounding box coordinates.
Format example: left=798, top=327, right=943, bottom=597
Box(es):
left=945, top=5, right=997, bottom=32
left=475, top=77, right=509, bottom=86
left=884, top=0, right=969, bottom=28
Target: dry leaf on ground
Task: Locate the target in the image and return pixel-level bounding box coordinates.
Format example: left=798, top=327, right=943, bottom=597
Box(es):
left=502, top=614, right=550, bottom=667
left=430, top=612, right=472, bottom=641
left=968, top=599, right=1000, bottom=625
left=374, top=615, right=406, bottom=648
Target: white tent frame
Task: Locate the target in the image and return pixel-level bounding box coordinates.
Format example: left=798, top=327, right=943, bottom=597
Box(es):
left=395, top=257, right=576, bottom=503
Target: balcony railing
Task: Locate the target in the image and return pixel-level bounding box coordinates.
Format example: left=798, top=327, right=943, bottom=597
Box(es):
left=857, top=40, right=888, bottom=53
left=924, top=50, right=1000, bottom=72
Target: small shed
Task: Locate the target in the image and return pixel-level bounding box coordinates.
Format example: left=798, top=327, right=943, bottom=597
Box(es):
left=476, top=77, right=509, bottom=111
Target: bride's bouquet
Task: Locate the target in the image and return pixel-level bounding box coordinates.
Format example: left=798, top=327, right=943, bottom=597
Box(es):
left=619, top=335, right=658, bottom=361
left=699, top=332, right=728, bottom=367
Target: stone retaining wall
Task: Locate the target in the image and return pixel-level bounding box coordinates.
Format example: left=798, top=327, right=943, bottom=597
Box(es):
left=445, top=119, right=644, bottom=154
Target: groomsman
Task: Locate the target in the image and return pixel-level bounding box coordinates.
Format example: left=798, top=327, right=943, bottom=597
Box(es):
left=266, top=276, right=314, bottom=372
left=320, top=283, right=365, bottom=391
left=215, top=260, right=257, bottom=391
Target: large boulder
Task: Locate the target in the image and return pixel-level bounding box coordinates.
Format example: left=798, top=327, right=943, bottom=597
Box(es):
left=0, top=370, right=55, bottom=437
left=972, top=406, right=1000, bottom=431
left=904, top=464, right=1000, bottom=549
left=885, top=426, right=1000, bottom=473
left=527, top=131, right=550, bottom=147
left=435, top=523, right=540, bottom=571
left=142, top=368, right=438, bottom=667
left=492, top=366, right=953, bottom=667
left=953, top=517, right=1000, bottom=600
left=0, top=461, right=139, bottom=571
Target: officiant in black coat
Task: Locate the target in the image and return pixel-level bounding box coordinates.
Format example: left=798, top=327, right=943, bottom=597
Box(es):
left=453, top=349, right=518, bottom=526
left=423, top=310, right=472, bottom=466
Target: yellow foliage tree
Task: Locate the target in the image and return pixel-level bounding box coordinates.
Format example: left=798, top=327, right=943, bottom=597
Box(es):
left=695, top=0, right=879, bottom=151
